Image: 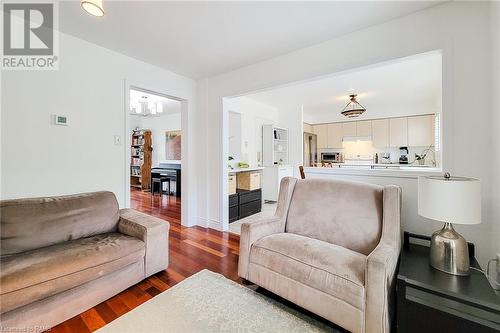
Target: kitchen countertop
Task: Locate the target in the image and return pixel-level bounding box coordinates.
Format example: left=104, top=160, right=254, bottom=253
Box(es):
left=228, top=167, right=264, bottom=173
left=305, top=164, right=442, bottom=179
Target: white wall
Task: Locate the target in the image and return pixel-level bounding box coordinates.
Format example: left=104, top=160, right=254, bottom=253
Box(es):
left=197, top=1, right=494, bottom=265
left=227, top=96, right=279, bottom=167
left=491, top=2, right=500, bottom=258
left=134, top=113, right=182, bottom=166
left=1, top=30, right=199, bottom=227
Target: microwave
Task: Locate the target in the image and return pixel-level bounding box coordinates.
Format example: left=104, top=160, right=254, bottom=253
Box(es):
left=321, top=152, right=343, bottom=163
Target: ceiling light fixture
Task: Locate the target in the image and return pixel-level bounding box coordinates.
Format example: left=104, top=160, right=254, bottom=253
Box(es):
left=341, top=94, right=366, bottom=118
left=81, top=0, right=104, bottom=17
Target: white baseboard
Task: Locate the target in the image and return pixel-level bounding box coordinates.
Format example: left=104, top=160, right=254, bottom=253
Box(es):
left=208, top=219, right=222, bottom=231
left=196, top=217, right=209, bottom=228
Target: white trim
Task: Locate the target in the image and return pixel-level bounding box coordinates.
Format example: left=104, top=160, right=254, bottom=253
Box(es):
left=208, top=219, right=223, bottom=231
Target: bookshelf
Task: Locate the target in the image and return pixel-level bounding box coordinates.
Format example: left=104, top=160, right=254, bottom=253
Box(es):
left=130, top=129, right=152, bottom=190
left=262, top=125, right=289, bottom=166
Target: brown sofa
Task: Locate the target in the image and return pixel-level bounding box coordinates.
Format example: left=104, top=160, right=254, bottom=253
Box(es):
left=0, top=191, right=169, bottom=331
left=239, top=177, right=401, bottom=333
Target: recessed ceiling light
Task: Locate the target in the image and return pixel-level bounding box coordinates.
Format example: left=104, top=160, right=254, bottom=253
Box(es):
left=81, top=0, right=104, bottom=17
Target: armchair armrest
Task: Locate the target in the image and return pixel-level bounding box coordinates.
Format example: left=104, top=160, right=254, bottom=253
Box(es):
left=238, top=216, right=285, bottom=279
left=365, top=185, right=401, bottom=333
left=238, top=177, right=297, bottom=279
left=118, top=208, right=169, bottom=277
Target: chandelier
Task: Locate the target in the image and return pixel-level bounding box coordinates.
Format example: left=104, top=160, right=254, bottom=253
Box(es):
left=341, top=94, right=366, bottom=118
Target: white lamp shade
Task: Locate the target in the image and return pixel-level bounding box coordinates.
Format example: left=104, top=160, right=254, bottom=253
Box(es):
left=418, top=176, right=481, bottom=225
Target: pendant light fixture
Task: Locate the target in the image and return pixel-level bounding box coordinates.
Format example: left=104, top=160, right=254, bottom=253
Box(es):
left=341, top=94, right=366, bottom=118
left=81, top=0, right=105, bottom=17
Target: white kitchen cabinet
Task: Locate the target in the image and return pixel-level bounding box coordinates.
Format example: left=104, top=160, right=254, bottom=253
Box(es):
left=372, top=119, right=390, bottom=148
left=262, top=165, right=294, bottom=202
left=327, top=123, right=343, bottom=148
left=356, top=120, right=372, bottom=137
left=389, top=117, right=408, bottom=147
left=312, top=124, right=328, bottom=149
left=408, top=115, right=434, bottom=147
left=342, top=122, right=357, bottom=137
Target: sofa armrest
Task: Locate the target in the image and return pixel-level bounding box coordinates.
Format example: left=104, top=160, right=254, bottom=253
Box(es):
left=238, top=216, right=285, bottom=279
left=365, top=185, right=401, bottom=333
left=238, top=177, right=297, bottom=279
left=118, top=208, right=169, bottom=277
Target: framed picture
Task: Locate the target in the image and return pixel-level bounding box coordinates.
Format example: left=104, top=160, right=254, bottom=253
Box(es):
left=165, top=130, right=181, bottom=160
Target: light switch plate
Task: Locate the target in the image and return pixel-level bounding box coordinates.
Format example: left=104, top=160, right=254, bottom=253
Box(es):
left=114, top=135, right=122, bottom=145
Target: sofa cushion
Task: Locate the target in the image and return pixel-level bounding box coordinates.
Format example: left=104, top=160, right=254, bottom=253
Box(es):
left=250, top=233, right=366, bottom=310
left=285, top=179, right=383, bottom=255
left=0, top=233, right=145, bottom=313
left=0, top=191, right=120, bottom=256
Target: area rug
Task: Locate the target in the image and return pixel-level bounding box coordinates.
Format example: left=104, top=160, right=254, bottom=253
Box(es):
left=96, top=269, right=337, bottom=333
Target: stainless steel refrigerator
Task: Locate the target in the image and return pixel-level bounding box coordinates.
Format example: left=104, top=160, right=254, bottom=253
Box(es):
left=303, top=132, right=318, bottom=167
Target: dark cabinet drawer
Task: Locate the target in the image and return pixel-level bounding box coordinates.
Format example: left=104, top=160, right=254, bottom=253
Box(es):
left=229, top=205, right=239, bottom=223
left=238, top=189, right=262, bottom=204
left=229, top=193, right=239, bottom=207
left=239, top=200, right=262, bottom=219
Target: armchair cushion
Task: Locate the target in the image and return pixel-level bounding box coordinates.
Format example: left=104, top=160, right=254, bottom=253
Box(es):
left=285, top=179, right=383, bottom=255
left=0, top=233, right=144, bottom=313
left=250, top=233, right=366, bottom=310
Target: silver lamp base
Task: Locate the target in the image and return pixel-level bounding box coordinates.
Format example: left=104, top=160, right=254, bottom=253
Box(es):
left=430, top=223, right=470, bottom=276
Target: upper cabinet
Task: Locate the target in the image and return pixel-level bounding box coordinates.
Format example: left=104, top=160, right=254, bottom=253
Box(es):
left=372, top=119, right=390, bottom=148
left=312, top=114, right=434, bottom=150
left=312, top=124, right=328, bottom=149
left=408, top=115, right=434, bottom=147
left=327, top=123, right=343, bottom=149
left=342, top=122, right=357, bottom=137
left=389, top=118, right=408, bottom=147
left=356, top=120, right=372, bottom=137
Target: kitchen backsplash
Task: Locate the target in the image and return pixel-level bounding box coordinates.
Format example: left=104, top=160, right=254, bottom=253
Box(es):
left=319, top=142, right=440, bottom=165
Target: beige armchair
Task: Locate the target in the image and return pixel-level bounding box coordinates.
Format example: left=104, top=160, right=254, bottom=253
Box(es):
left=239, top=177, right=401, bottom=333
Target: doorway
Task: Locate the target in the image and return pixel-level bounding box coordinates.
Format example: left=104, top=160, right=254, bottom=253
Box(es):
left=125, top=86, right=185, bottom=225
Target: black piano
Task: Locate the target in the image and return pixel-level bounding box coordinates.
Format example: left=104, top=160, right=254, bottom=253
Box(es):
left=151, top=163, right=181, bottom=197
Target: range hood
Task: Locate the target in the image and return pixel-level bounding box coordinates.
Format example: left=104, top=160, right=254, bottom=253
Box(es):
left=342, top=136, right=372, bottom=142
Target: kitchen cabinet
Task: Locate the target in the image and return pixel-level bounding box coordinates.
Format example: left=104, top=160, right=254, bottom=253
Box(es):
left=372, top=119, right=390, bottom=148
left=356, top=120, right=372, bottom=137
left=408, top=115, right=434, bottom=147
left=327, top=123, right=343, bottom=148
left=303, top=123, right=313, bottom=133
left=342, top=122, right=357, bottom=137
left=312, top=124, right=328, bottom=149
left=389, top=117, right=408, bottom=147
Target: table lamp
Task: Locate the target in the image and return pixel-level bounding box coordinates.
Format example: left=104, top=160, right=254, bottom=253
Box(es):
left=418, top=173, right=481, bottom=276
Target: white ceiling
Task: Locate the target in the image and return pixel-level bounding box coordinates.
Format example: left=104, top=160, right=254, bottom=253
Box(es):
left=244, top=51, right=442, bottom=124
left=59, top=1, right=443, bottom=79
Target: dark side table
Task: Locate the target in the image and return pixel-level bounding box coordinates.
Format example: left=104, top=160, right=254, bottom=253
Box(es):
left=397, top=232, right=500, bottom=333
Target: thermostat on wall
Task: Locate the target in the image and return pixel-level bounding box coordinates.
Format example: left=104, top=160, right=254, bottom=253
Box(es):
left=53, top=115, right=68, bottom=126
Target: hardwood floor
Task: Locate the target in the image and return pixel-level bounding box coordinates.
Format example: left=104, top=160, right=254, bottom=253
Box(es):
left=51, top=188, right=240, bottom=333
